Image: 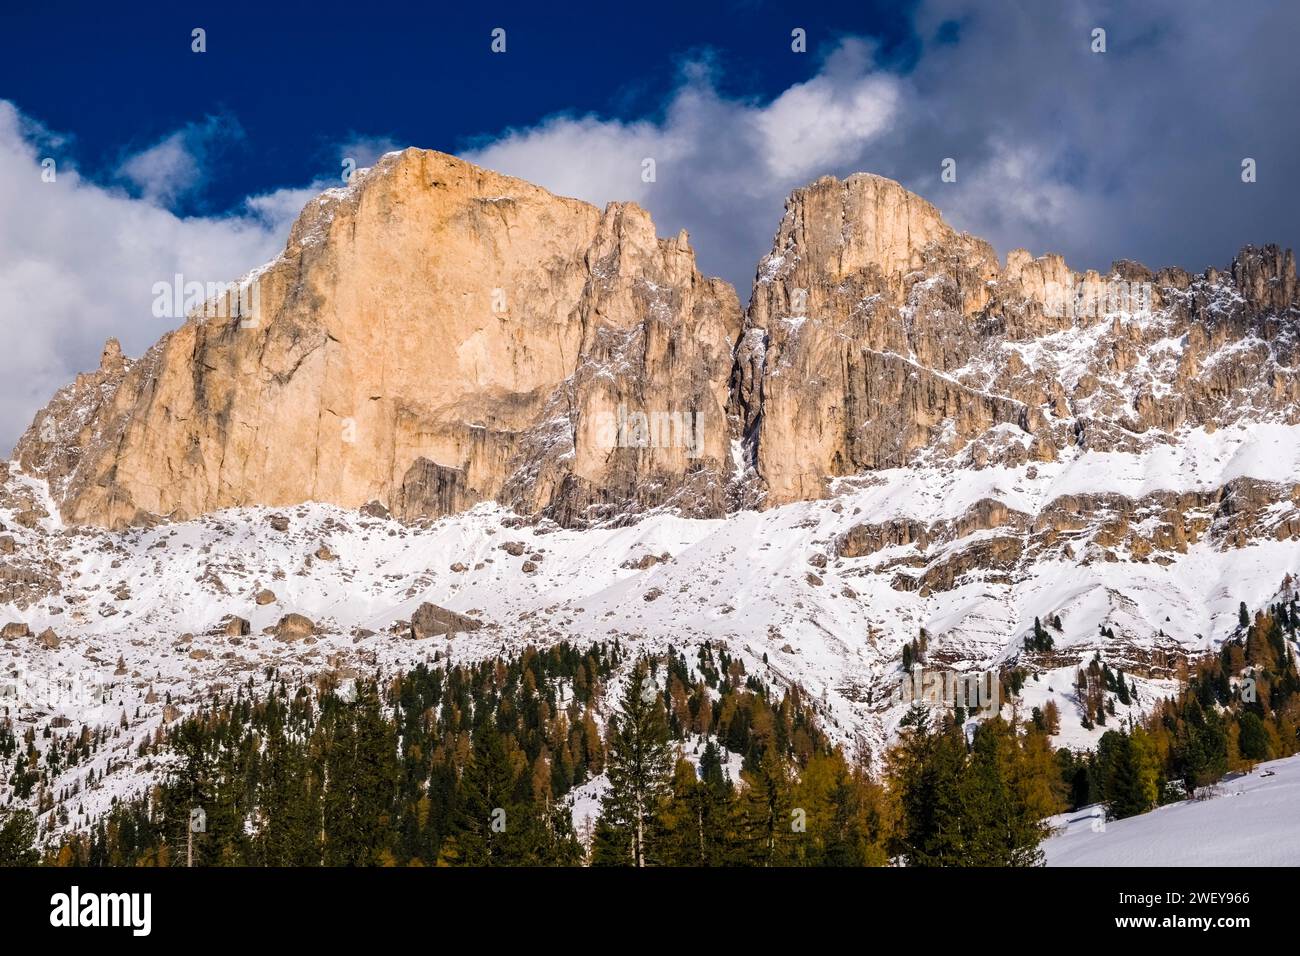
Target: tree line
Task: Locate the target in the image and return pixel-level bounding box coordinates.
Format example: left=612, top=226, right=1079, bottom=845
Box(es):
left=1, top=597, right=1295, bottom=866
left=1055, top=601, right=1299, bottom=819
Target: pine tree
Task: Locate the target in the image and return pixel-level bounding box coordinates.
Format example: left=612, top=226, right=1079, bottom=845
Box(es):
left=255, top=700, right=321, bottom=865
left=321, top=683, right=399, bottom=865
left=0, top=806, right=39, bottom=866
left=657, top=756, right=734, bottom=865
left=594, top=660, right=674, bottom=866
left=1102, top=729, right=1158, bottom=819
left=441, top=720, right=518, bottom=865
left=1175, top=700, right=1229, bottom=794
left=887, top=707, right=967, bottom=865
left=734, top=743, right=796, bottom=865
left=1027, top=616, right=1052, bottom=652
left=1237, top=711, right=1272, bottom=762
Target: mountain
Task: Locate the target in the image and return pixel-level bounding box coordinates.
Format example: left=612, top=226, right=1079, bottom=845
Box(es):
left=4, top=149, right=1300, bottom=839
left=16, top=149, right=1300, bottom=538
left=15, top=150, right=741, bottom=529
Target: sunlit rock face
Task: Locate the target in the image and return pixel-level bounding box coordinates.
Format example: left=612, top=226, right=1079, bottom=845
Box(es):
left=16, top=152, right=1300, bottom=535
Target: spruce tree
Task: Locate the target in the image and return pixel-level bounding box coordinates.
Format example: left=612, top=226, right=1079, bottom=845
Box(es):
left=1176, top=701, right=1229, bottom=794
left=442, top=719, right=518, bottom=865
left=735, top=744, right=796, bottom=865
left=320, top=683, right=399, bottom=866
left=1237, top=711, right=1272, bottom=762
left=0, top=806, right=38, bottom=866
left=1102, top=729, right=1157, bottom=819
left=594, top=660, right=674, bottom=866
left=887, top=707, right=967, bottom=865
left=657, top=757, right=733, bottom=865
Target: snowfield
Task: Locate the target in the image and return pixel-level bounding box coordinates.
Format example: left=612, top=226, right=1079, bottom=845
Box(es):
left=1044, top=753, right=1300, bottom=866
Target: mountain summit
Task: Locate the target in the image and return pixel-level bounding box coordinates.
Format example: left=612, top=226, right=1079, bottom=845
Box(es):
left=16, top=149, right=1300, bottom=537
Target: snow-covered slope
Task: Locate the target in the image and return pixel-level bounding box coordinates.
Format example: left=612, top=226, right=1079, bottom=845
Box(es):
left=1044, top=753, right=1300, bottom=866
left=2, top=418, right=1298, bottom=838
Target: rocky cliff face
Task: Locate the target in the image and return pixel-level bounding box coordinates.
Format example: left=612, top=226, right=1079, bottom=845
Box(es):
left=14, top=151, right=1300, bottom=535
left=733, top=173, right=1300, bottom=507
left=15, top=149, right=740, bottom=528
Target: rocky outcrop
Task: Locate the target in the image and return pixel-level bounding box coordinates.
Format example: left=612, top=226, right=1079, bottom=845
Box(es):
left=408, top=601, right=481, bottom=638
left=834, top=477, right=1300, bottom=595
left=274, top=613, right=315, bottom=642
left=732, top=174, right=1300, bottom=506
left=16, top=149, right=740, bottom=529
left=14, top=152, right=1300, bottom=538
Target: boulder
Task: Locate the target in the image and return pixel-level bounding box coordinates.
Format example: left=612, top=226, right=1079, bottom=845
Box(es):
left=14, top=509, right=43, bottom=528
left=360, top=500, right=390, bottom=519
left=621, top=552, right=670, bottom=571
left=222, top=615, right=251, bottom=637
left=275, top=613, right=315, bottom=641
left=409, top=602, right=481, bottom=639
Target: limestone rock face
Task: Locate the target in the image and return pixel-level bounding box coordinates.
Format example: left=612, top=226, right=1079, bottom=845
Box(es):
left=733, top=174, right=1300, bottom=506
left=16, top=149, right=740, bottom=528
left=734, top=174, right=1016, bottom=504
left=14, top=153, right=1300, bottom=535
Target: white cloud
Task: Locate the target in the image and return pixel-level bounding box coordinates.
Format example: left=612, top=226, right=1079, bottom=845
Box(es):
left=115, top=115, right=241, bottom=206
left=465, top=42, right=905, bottom=291
left=466, top=2, right=1300, bottom=298
left=466, top=115, right=666, bottom=209
left=0, top=101, right=297, bottom=454
left=755, top=42, right=899, bottom=181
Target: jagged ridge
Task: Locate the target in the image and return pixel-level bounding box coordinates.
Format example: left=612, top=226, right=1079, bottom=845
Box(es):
left=15, top=150, right=1300, bottom=542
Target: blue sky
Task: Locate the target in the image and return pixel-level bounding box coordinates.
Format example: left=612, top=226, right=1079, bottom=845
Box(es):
left=1, top=0, right=918, bottom=218
left=0, top=0, right=1298, bottom=451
